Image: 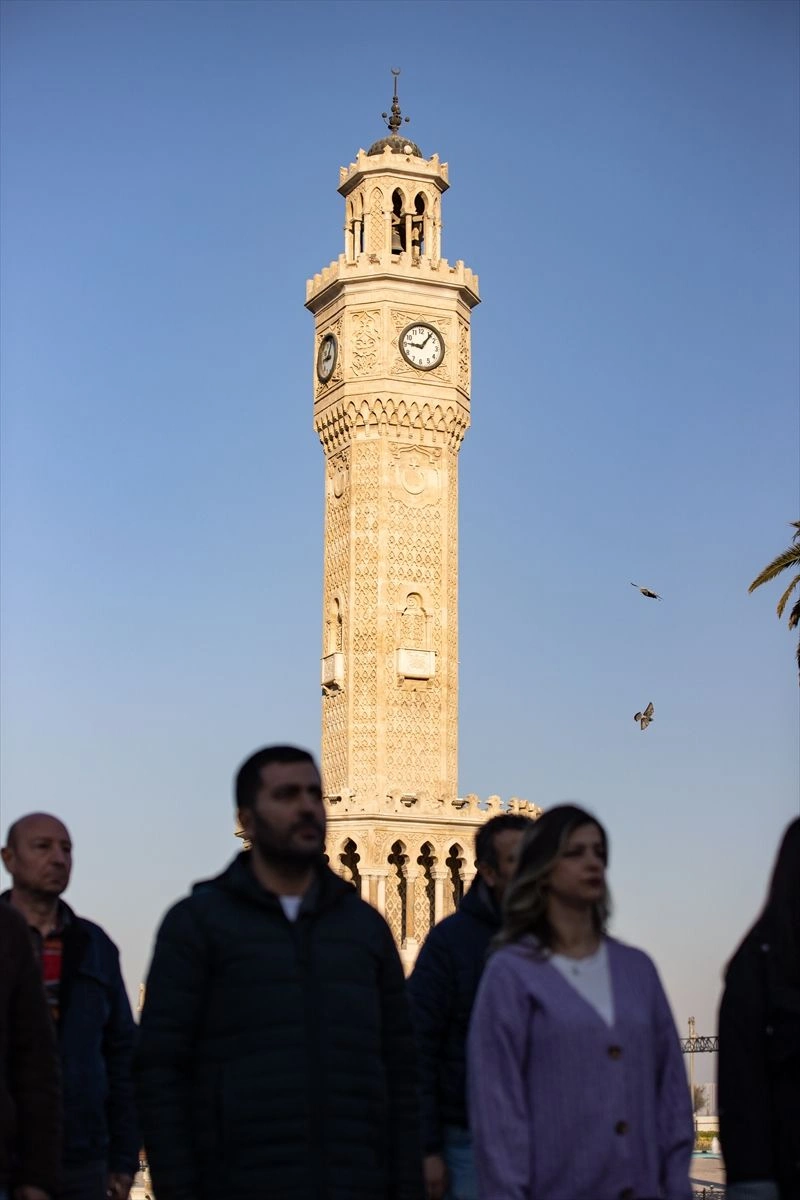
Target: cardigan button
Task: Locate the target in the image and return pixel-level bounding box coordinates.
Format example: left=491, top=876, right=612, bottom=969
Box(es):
left=615, top=1120, right=628, bottom=1135
left=608, top=1044, right=622, bottom=1059
left=619, top=1190, right=634, bottom=1200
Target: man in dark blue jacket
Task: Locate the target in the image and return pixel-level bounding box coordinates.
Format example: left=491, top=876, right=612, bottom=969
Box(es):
left=1, top=814, right=138, bottom=1200
left=408, top=813, right=533, bottom=1200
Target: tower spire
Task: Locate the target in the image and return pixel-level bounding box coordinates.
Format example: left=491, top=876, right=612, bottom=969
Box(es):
left=381, top=67, right=410, bottom=136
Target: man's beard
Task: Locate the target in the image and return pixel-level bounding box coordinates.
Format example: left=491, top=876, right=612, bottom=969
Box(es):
left=249, top=809, right=326, bottom=868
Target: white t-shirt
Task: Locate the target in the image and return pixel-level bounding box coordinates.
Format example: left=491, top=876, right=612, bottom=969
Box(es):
left=549, top=938, right=615, bottom=1026
left=279, top=895, right=303, bottom=922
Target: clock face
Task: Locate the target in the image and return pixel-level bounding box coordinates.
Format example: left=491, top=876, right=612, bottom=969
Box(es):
left=316, top=332, right=338, bottom=382
left=399, top=322, right=445, bottom=371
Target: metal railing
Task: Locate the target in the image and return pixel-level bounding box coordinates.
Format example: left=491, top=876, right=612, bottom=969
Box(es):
left=681, top=1035, right=719, bottom=1053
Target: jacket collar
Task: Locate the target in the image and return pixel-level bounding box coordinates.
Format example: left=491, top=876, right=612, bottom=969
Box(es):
left=0, top=889, right=76, bottom=933
left=195, top=851, right=355, bottom=916
left=458, top=876, right=502, bottom=927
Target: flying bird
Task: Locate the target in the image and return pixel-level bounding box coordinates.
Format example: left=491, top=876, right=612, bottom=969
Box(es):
left=630, top=582, right=662, bottom=600
left=634, top=702, right=654, bottom=730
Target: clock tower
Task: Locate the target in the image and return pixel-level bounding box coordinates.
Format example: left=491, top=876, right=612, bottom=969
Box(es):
left=306, top=79, right=536, bottom=962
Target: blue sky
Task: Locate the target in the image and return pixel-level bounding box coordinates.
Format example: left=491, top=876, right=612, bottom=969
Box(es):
left=1, top=0, right=797, bottom=1076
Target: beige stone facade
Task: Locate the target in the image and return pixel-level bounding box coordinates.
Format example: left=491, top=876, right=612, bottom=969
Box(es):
left=306, top=113, right=538, bottom=968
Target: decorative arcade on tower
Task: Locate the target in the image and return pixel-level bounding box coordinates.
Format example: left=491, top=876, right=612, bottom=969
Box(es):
left=305, top=76, right=538, bottom=968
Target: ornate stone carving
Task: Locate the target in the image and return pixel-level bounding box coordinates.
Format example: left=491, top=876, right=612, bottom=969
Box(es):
left=368, top=186, right=384, bottom=256
left=321, top=444, right=350, bottom=796
left=389, top=444, right=441, bottom=508
left=350, top=309, right=381, bottom=377
left=315, top=397, right=468, bottom=455
left=348, top=439, right=381, bottom=800
left=457, top=318, right=470, bottom=393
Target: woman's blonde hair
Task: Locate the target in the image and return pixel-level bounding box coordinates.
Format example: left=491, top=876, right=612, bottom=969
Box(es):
left=495, top=804, right=611, bottom=953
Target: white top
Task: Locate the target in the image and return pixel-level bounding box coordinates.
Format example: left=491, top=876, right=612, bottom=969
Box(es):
left=549, top=938, right=615, bottom=1026
left=279, top=895, right=303, bottom=922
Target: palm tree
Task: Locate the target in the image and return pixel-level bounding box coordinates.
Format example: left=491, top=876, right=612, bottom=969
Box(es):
left=748, top=521, right=800, bottom=676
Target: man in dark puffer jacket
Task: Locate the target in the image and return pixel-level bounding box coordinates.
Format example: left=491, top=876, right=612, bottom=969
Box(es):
left=407, top=813, right=533, bottom=1200
left=135, top=744, right=424, bottom=1200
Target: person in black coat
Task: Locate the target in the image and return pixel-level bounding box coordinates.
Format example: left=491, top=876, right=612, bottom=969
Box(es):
left=718, top=817, right=800, bottom=1200
left=0, top=902, right=61, bottom=1200
left=407, top=813, right=533, bottom=1200
left=135, top=744, right=423, bottom=1200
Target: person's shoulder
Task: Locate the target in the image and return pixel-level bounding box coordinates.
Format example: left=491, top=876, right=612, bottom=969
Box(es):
left=484, top=940, right=543, bottom=978
left=67, top=905, right=121, bottom=956
left=421, top=909, right=467, bottom=946
left=0, top=898, right=34, bottom=955
left=335, top=884, right=391, bottom=932
left=724, top=924, right=769, bottom=985
left=157, top=857, right=245, bottom=928
left=158, top=886, right=222, bottom=936
left=605, top=936, right=664, bottom=983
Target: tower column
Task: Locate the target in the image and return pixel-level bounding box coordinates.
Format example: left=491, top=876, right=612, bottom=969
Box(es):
left=403, top=866, right=420, bottom=945
left=432, top=866, right=448, bottom=924
left=375, top=868, right=388, bottom=917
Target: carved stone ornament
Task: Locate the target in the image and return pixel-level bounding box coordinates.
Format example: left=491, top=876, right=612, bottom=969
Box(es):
left=327, top=447, right=349, bottom=503
left=321, top=652, right=344, bottom=692
left=390, top=444, right=441, bottom=507
left=350, top=309, right=381, bottom=377
left=396, top=648, right=436, bottom=681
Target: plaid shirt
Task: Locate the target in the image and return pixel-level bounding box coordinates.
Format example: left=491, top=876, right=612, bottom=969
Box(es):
left=28, top=901, right=71, bottom=1025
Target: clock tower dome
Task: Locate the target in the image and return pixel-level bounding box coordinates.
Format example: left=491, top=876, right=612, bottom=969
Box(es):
left=306, top=78, right=532, bottom=962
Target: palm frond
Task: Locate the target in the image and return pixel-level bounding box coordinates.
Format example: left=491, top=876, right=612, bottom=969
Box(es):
left=776, top=573, right=800, bottom=620
left=749, top=544, right=800, bottom=592
left=789, top=597, right=800, bottom=633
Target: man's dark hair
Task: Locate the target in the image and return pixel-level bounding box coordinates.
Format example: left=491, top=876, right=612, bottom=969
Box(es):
left=234, top=745, right=317, bottom=811
left=475, top=814, right=532, bottom=868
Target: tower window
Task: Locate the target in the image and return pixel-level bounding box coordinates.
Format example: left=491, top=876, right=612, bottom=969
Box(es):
left=391, top=189, right=406, bottom=255
left=412, top=193, right=426, bottom=258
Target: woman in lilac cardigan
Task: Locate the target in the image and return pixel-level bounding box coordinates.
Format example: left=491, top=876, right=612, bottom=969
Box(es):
left=467, top=804, right=693, bottom=1200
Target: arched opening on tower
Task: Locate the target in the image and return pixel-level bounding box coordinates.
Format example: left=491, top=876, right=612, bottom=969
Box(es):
left=387, top=840, right=408, bottom=943
left=446, top=843, right=466, bottom=914
left=412, top=193, right=426, bottom=258
left=417, top=841, right=436, bottom=933
left=339, top=838, right=361, bottom=891
left=326, top=596, right=343, bottom=655
left=348, top=195, right=364, bottom=258
left=391, top=189, right=406, bottom=255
